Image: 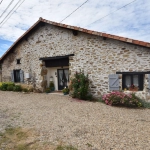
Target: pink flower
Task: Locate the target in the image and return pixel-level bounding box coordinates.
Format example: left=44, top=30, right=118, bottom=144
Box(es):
left=105, top=100, right=109, bottom=104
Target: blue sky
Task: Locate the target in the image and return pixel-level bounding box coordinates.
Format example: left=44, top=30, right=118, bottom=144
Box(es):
left=0, top=0, right=150, bottom=57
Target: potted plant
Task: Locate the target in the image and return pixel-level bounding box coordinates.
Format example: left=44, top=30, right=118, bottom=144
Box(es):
left=45, top=88, right=51, bottom=93
left=49, top=81, right=55, bottom=91
left=62, top=87, right=69, bottom=95
left=128, top=84, right=139, bottom=91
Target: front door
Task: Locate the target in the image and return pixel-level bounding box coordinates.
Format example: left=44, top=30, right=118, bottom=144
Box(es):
left=57, top=69, right=69, bottom=90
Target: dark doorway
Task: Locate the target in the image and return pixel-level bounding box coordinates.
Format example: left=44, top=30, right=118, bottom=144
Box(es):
left=57, top=69, right=69, bottom=90
left=14, top=70, right=20, bottom=82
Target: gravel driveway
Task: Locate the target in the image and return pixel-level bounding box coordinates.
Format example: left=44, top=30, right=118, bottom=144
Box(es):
left=0, top=91, right=150, bottom=150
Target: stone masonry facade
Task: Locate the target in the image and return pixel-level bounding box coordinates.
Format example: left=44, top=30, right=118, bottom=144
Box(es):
left=1, top=23, right=150, bottom=100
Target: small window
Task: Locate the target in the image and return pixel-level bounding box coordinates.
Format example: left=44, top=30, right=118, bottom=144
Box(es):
left=16, top=59, right=21, bottom=64
left=122, top=74, right=144, bottom=91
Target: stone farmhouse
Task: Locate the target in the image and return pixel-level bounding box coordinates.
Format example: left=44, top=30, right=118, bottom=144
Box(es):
left=0, top=17, right=150, bottom=100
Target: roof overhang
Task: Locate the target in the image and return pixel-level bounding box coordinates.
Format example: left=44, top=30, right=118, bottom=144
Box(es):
left=116, top=71, right=150, bottom=74
left=39, top=54, right=74, bottom=61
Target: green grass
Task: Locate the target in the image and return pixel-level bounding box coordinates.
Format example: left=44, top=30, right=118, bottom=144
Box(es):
left=55, top=145, right=78, bottom=150
left=5, top=127, right=18, bottom=135
left=15, top=144, right=30, bottom=150
left=0, top=127, right=77, bottom=150
left=0, top=127, right=30, bottom=150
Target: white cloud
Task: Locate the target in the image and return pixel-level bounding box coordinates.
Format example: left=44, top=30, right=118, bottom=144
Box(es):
left=0, top=0, right=150, bottom=55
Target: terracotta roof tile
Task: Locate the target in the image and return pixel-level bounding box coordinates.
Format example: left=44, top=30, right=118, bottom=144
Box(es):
left=69, top=26, right=74, bottom=30
left=133, top=40, right=140, bottom=45
left=107, top=34, right=114, bottom=38
left=102, top=33, right=108, bottom=37
left=82, top=29, right=87, bottom=32
left=92, top=31, right=98, bottom=35
left=147, top=43, right=150, bottom=47
left=87, top=30, right=93, bottom=34
left=0, top=17, right=150, bottom=62
left=139, top=41, right=147, bottom=47
left=119, top=37, right=127, bottom=42
left=113, top=36, right=120, bottom=40
left=78, top=28, right=83, bottom=31
left=74, top=27, right=78, bottom=30
left=126, top=38, right=133, bottom=43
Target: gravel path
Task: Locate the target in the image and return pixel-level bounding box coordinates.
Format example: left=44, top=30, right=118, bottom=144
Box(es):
left=0, top=91, right=150, bottom=150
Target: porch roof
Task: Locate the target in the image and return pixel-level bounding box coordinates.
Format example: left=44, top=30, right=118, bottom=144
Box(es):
left=39, top=54, right=74, bottom=61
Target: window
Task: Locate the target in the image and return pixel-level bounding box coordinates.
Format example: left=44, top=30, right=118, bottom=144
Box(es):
left=122, top=74, right=144, bottom=91
left=16, top=59, right=21, bottom=64
left=14, top=70, right=20, bottom=82
left=11, top=70, right=24, bottom=83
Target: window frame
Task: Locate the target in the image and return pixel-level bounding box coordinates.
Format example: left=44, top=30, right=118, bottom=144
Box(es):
left=122, top=74, right=144, bottom=91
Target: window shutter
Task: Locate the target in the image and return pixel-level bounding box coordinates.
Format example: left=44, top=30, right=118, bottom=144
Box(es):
left=20, top=70, right=24, bottom=83
left=11, top=70, right=14, bottom=82
left=109, top=74, right=119, bottom=91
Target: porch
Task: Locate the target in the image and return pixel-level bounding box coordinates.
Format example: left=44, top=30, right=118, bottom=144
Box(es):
left=39, top=54, right=74, bottom=91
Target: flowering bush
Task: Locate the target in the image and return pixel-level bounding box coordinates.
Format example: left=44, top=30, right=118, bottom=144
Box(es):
left=71, top=71, right=90, bottom=100
left=102, top=91, right=143, bottom=107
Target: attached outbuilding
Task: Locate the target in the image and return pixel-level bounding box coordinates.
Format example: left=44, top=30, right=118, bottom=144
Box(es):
left=0, top=17, right=150, bottom=100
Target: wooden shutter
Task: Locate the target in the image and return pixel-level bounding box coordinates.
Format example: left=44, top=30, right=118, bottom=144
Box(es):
left=11, top=70, right=14, bottom=82
left=109, top=74, right=119, bottom=91
left=20, top=70, right=24, bottom=83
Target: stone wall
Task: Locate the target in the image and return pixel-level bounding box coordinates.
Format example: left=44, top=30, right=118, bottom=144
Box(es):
left=1, top=23, right=150, bottom=100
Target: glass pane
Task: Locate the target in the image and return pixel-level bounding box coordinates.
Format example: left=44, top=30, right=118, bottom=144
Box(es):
left=64, top=70, right=69, bottom=82
left=133, top=75, right=139, bottom=87
left=59, top=70, right=63, bottom=86
left=125, top=75, right=131, bottom=88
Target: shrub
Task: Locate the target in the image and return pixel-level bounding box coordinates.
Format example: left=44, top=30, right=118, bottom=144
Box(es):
left=102, top=91, right=143, bottom=107
left=0, top=82, right=15, bottom=91
left=71, top=71, right=90, bottom=100
left=6, top=82, right=15, bottom=86
left=0, top=83, right=8, bottom=91
left=62, top=87, right=69, bottom=94
left=7, top=85, right=14, bottom=91
left=13, top=85, right=22, bottom=92
left=45, top=88, right=51, bottom=93
left=28, top=88, right=33, bottom=92
left=22, top=88, right=29, bottom=92
left=135, top=96, right=150, bottom=109
left=86, top=94, right=93, bottom=101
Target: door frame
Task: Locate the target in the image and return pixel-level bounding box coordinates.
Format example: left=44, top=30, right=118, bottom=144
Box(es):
left=57, top=68, right=69, bottom=90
